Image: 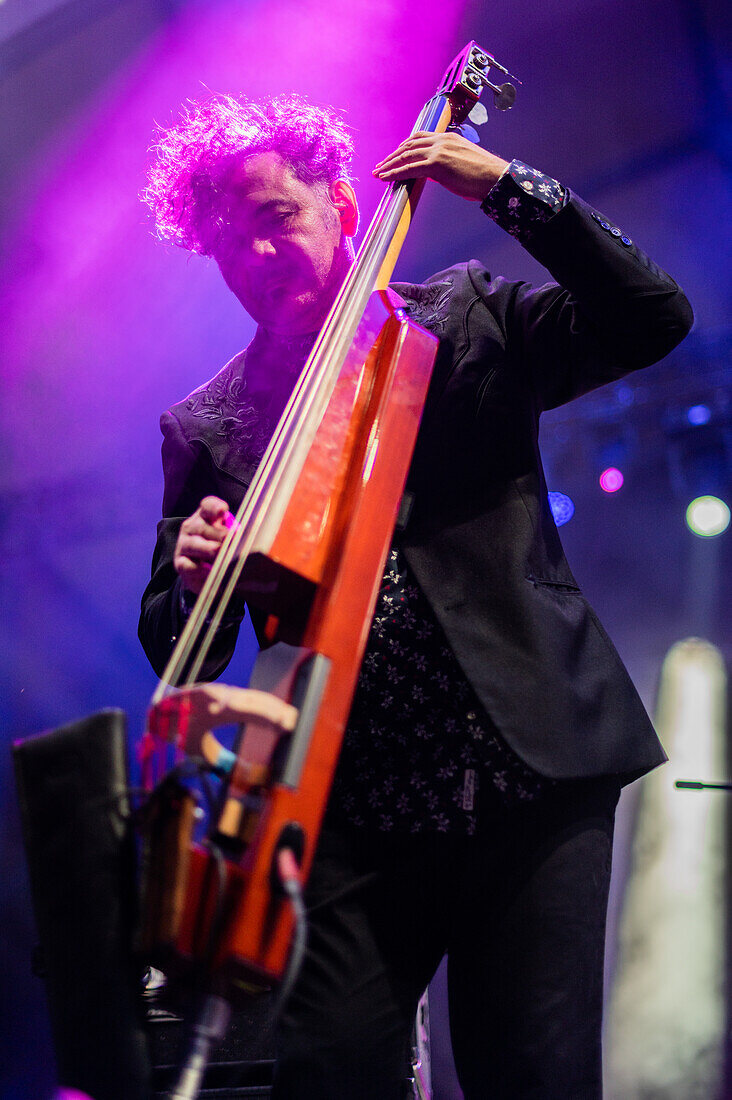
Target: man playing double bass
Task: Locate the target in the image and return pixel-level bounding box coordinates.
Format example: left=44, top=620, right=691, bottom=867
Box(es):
left=140, top=92, right=692, bottom=1098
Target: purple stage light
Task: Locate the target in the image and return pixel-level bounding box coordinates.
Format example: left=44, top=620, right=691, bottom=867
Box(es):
left=548, top=491, right=575, bottom=526
left=600, top=467, right=624, bottom=493
left=0, top=0, right=468, bottom=481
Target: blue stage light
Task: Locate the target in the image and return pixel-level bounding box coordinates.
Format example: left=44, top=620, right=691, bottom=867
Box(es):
left=687, top=404, right=711, bottom=426
left=548, top=491, right=575, bottom=526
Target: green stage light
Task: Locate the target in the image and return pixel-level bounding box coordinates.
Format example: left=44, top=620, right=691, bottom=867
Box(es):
left=685, top=496, right=730, bottom=538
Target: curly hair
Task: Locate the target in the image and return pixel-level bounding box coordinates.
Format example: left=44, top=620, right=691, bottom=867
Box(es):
left=142, top=93, right=354, bottom=257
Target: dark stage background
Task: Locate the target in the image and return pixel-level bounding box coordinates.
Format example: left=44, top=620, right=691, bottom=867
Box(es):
left=1, top=0, right=730, bottom=1096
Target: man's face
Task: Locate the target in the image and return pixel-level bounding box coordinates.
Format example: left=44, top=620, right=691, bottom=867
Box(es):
left=212, top=151, right=353, bottom=335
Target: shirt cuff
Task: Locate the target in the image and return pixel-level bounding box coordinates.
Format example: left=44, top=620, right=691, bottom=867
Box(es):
left=481, top=160, right=567, bottom=242
left=179, top=583, right=245, bottom=628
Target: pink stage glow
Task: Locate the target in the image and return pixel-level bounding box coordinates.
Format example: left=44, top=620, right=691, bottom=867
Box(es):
left=600, top=467, right=624, bottom=493
left=0, top=0, right=467, bottom=496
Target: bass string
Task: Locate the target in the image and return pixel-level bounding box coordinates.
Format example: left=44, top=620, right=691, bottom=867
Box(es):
left=152, top=213, right=382, bottom=697
left=177, top=212, right=400, bottom=684
left=170, top=227, right=388, bottom=686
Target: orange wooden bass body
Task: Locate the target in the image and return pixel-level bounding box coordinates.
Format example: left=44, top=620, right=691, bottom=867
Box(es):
left=166, top=292, right=435, bottom=988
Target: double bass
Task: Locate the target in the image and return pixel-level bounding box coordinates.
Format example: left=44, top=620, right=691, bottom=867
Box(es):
left=138, top=41, right=517, bottom=1096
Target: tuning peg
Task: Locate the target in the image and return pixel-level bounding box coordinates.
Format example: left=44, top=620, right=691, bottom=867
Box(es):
left=470, top=48, right=522, bottom=85
left=491, top=82, right=516, bottom=111
left=486, top=58, right=522, bottom=85
left=474, top=72, right=516, bottom=111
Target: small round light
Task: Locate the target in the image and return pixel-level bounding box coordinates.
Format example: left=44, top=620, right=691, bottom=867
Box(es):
left=548, top=491, right=575, bottom=527
left=599, top=467, right=624, bottom=493
left=687, top=404, right=711, bottom=426
left=686, top=496, right=730, bottom=538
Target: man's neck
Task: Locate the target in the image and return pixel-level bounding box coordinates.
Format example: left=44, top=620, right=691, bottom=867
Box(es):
left=249, top=325, right=319, bottom=364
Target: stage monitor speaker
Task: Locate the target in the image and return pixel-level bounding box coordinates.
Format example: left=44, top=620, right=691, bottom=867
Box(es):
left=13, top=709, right=151, bottom=1100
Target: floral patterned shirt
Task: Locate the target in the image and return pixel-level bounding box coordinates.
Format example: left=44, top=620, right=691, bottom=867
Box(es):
left=329, top=548, right=553, bottom=834
left=481, top=158, right=567, bottom=234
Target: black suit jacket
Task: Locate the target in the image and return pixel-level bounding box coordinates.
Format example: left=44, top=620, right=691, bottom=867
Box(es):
left=139, top=192, right=693, bottom=782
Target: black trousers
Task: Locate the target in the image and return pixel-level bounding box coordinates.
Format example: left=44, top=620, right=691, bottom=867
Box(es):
left=272, top=778, right=620, bottom=1100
